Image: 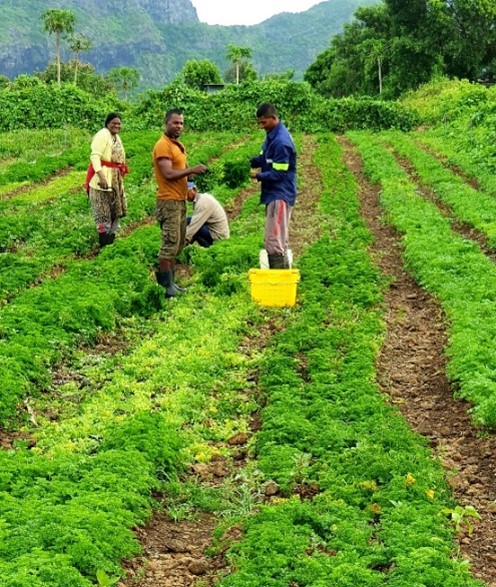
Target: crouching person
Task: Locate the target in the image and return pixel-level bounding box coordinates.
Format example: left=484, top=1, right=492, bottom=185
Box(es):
left=185, top=181, right=230, bottom=248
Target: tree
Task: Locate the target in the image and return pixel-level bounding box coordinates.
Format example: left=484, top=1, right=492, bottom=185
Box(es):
left=68, top=33, right=92, bottom=85
left=36, top=60, right=114, bottom=96
left=384, top=0, right=496, bottom=81
left=304, top=1, right=456, bottom=98
left=224, top=61, right=257, bottom=85
left=305, top=5, right=391, bottom=98
left=361, top=39, right=392, bottom=95
left=181, top=59, right=223, bottom=90
left=437, top=0, right=496, bottom=79
left=226, top=44, right=253, bottom=85
left=108, top=67, right=140, bottom=99
left=384, top=0, right=428, bottom=35
left=41, top=9, right=76, bottom=86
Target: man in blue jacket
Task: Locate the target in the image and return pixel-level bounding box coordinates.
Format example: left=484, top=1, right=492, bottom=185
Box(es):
left=250, top=103, right=297, bottom=269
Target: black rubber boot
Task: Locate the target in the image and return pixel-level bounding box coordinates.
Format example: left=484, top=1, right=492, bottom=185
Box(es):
left=98, top=232, right=112, bottom=248
left=155, top=270, right=178, bottom=298
left=268, top=253, right=289, bottom=269
left=172, top=271, right=187, bottom=293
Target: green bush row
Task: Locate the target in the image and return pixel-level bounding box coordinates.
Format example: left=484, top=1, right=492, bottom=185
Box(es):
left=0, top=128, right=90, bottom=160
left=131, top=79, right=420, bottom=133
left=0, top=411, right=186, bottom=587
left=0, top=145, right=87, bottom=186
left=400, top=78, right=495, bottom=125
left=0, top=225, right=164, bottom=422
left=216, top=135, right=480, bottom=587
left=0, top=79, right=420, bottom=134
left=416, top=130, right=496, bottom=194
left=380, top=130, right=496, bottom=246
left=0, top=84, right=120, bottom=132
left=0, top=137, right=268, bottom=586
left=314, top=97, right=420, bottom=133
left=350, top=130, right=496, bottom=428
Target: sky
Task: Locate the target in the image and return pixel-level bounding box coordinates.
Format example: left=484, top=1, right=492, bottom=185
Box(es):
left=191, top=0, right=323, bottom=26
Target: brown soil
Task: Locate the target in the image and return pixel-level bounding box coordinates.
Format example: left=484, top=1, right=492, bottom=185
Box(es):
left=0, top=425, right=34, bottom=450
left=5, top=133, right=496, bottom=586
left=119, top=135, right=325, bottom=587
left=118, top=134, right=496, bottom=587
left=339, top=136, right=496, bottom=586
left=121, top=513, right=225, bottom=587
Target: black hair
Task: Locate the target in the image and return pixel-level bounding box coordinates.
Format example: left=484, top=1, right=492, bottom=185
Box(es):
left=164, top=108, right=183, bottom=122
left=105, top=112, right=121, bottom=127
left=256, top=103, right=278, bottom=118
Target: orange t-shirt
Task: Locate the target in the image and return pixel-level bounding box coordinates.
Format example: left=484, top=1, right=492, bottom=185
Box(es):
left=153, top=134, right=188, bottom=201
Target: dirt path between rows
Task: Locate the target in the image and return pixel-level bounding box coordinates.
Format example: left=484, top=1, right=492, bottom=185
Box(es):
left=339, top=136, right=496, bottom=586
left=3, top=133, right=496, bottom=586
left=385, top=144, right=496, bottom=264
left=120, top=135, right=324, bottom=587
left=121, top=133, right=496, bottom=587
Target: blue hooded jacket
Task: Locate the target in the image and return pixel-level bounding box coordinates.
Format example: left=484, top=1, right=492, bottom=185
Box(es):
left=250, top=121, right=297, bottom=207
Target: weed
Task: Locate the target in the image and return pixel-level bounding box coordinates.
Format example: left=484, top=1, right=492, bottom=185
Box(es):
left=96, top=570, right=119, bottom=586
left=442, top=505, right=481, bottom=535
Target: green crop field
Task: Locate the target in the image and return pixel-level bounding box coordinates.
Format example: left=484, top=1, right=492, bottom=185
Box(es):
left=1, top=77, right=496, bottom=586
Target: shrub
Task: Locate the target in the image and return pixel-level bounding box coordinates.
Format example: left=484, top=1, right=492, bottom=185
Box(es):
left=315, top=97, right=421, bottom=132
left=400, top=77, right=491, bottom=124
left=0, top=84, right=120, bottom=131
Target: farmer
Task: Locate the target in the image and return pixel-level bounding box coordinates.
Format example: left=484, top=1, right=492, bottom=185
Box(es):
left=152, top=108, right=207, bottom=297
left=85, top=112, right=129, bottom=248
left=185, top=181, right=230, bottom=248
left=250, top=103, right=297, bottom=268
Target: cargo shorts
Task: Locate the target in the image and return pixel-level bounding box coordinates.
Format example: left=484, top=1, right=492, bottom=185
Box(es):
left=156, top=200, right=186, bottom=261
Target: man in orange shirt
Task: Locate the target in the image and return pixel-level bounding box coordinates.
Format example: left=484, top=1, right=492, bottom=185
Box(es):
left=153, top=108, right=207, bottom=297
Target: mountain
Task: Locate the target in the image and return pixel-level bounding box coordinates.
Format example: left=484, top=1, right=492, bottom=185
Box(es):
left=0, top=0, right=379, bottom=89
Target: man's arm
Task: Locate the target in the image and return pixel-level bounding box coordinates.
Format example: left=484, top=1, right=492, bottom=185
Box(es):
left=157, top=158, right=207, bottom=181
left=255, top=142, right=292, bottom=182
left=250, top=153, right=265, bottom=168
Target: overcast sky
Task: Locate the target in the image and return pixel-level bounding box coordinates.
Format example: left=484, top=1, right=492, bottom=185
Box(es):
left=190, top=0, right=323, bottom=26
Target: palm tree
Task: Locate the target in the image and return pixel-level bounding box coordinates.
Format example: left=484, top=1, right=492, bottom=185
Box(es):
left=68, top=33, right=92, bottom=85
left=226, top=44, right=253, bottom=85
left=41, top=9, right=76, bottom=85
left=108, top=67, right=140, bottom=99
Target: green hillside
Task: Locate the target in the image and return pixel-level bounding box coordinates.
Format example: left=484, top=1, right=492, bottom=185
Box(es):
left=0, top=0, right=379, bottom=89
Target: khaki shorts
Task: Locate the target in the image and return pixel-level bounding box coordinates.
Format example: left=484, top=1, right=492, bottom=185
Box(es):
left=156, top=200, right=186, bottom=261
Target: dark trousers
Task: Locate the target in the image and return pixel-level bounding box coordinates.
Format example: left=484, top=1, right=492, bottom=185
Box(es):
left=186, top=217, right=214, bottom=248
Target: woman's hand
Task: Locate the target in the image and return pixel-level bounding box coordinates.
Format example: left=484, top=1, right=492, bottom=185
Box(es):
left=97, top=171, right=108, bottom=190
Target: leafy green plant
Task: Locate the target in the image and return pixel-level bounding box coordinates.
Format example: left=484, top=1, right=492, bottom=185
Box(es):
left=0, top=124, right=488, bottom=587
left=96, top=570, right=119, bottom=586
left=442, top=505, right=481, bottom=536
left=349, top=129, right=496, bottom=428
left=222, top=159, right=251, bottom=189
left=0, top=84, right=118, bottom=131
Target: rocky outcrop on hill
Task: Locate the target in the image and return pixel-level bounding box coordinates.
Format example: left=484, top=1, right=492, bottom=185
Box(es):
left=0, top=0, right=378, bottom=88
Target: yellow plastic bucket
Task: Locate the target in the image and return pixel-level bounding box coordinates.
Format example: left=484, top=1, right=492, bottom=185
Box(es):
left=248, top=268, right=300, bottom=307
